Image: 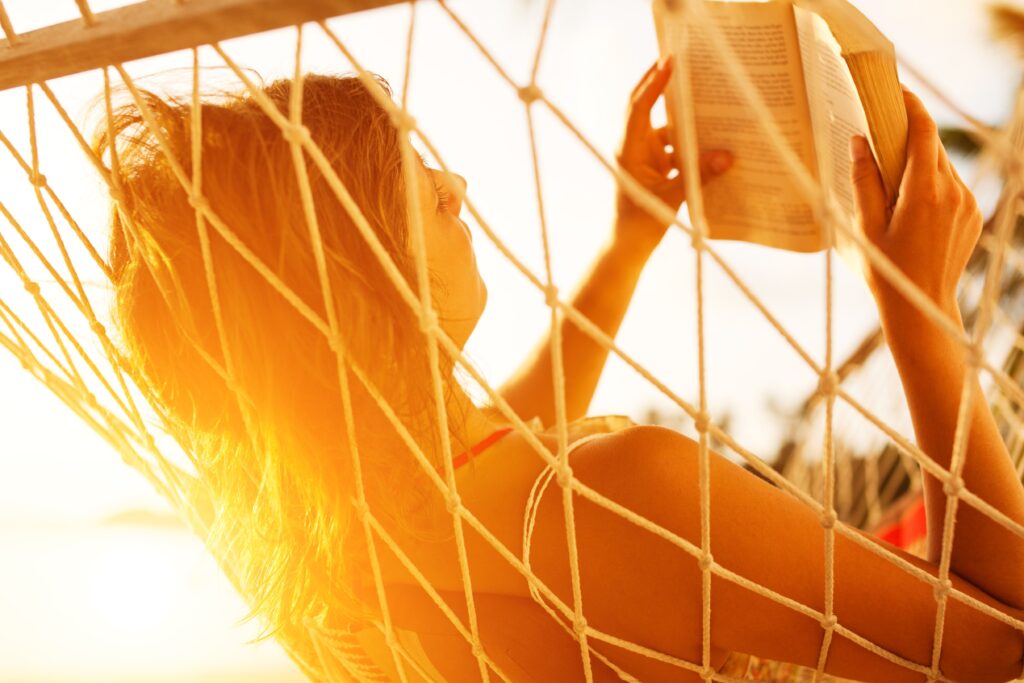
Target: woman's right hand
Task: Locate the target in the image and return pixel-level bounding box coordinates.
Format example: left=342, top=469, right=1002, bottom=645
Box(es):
left=849, top=86, right=983, bottom=325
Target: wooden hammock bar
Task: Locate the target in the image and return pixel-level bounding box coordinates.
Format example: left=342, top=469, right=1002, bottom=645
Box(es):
left=0, top=0, right=403, bottom=92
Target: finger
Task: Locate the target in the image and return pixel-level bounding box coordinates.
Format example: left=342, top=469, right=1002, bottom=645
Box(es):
left=648, top=133, right=673, bottom=174
left=653, top=173, right=688, bottom=207
left=937, top=137, right=966, bottom=187
left=629, top=62, right=660, bottom=103
left=937, top=140, right=965, bottom=202
left=942, top=151, right=966, bottom=201
left=901, top=86, right=940, bottom=182
left=626, top=57, right=673, bottom=142
left=849, top=135, right=888, bottom=243
left=653, top=148, right=673, bottom=175
left=696, top=149, right=733, bottom=182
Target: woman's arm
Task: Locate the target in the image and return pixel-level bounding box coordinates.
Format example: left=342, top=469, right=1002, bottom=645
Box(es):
left=849, top=87, right=1024, bottom=610
left=525, top=87, right=1024, bottom=682
left=493, top=236, right=655, bottom=428
left=528, top=426, right=1023, bottom=682
left=492, top=57, right=732, bottom=427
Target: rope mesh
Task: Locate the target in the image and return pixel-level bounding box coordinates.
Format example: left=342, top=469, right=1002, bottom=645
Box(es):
left=0, top=0, right=1022, bottom=681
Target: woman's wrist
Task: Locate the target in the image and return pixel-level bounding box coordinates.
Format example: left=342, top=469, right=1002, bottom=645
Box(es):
left=880, top=296, right=961, bottom=330
left=872, top=277, right=961, bottom=332
left=877, top=290, right=966, bottom=362
left=610, top=215, right=663, bottom=266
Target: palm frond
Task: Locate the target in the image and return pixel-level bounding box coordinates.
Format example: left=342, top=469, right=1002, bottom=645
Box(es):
left=939, top=126, right=983, bottom=158
left=990, top=3, right=1024, bottom=54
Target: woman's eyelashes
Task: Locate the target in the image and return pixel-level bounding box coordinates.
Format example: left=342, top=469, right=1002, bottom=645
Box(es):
left=434, top=181, right=452, bottom=214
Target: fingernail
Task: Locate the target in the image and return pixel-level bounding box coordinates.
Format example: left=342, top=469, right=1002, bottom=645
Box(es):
left=711, top=151, right=732, bottom=172
left=658, top=53, right=671, bottom=68
left=849, top=136, right=868, bottom=162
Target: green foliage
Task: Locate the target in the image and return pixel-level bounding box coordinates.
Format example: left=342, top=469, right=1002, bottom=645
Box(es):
left=990, top=3, right=1024, bottom=56
left=939, top=126, right=982, bottom=158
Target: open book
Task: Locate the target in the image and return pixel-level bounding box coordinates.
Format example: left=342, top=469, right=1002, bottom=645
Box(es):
left=652, top=0, right=908, bottom=253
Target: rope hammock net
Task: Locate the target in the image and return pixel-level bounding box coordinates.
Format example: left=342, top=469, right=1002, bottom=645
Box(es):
left=0, top=0, right=1022, bottom=681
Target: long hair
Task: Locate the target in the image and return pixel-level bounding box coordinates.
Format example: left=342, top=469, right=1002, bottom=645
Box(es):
left=97, top=73, right=467, bottom=633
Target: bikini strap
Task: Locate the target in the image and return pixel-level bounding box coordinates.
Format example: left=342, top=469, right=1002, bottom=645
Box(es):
left=451, top=426, right=514, bottom=469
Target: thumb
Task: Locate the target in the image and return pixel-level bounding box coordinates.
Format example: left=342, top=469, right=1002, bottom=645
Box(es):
left=698, top=149, right=733, bottom=183
left=849, top=135, right=888, bottom=243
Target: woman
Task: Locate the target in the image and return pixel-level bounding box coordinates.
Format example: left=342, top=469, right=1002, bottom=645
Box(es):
left=102, top=56, right=1024, bottom=682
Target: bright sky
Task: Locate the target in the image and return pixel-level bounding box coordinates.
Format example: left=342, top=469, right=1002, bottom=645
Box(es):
left=0, top=0, right=1020, bottom=680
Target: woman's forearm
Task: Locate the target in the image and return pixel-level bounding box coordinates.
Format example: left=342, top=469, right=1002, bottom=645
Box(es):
left=880, top=296, right=1024, bottom=608
left=496, top=232, right=651, bottom=427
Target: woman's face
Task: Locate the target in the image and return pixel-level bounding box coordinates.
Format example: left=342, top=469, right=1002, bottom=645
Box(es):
left=412, top=159, right=486, bottom=347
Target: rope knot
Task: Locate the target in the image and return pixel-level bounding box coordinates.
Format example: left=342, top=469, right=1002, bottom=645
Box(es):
left=817, top=371, right=839, bottom=397
left=445, top=492, right=463, bottom=516
left=942, top=476, right=964, bottom=498
left=819, top=509, right=837, bottom=530
left=699, top=666, right=715, bottom=681
left=23, top=281, right=40, bottom=297
left=389, top=108, right=416, bottom=132
left=820, top=615, right=838, bottom=630
left=698, top=552, right=714, bottom=572
left=89, top=320, right=106, bottom=338
left=693, top=411, right=710, bottom=434
left=353, top=500, right=371, bottom=522
left=966, top=343, right=982, bottom=369
left=933, top=578, right=952, bottom=602
left=187, top=195, right=210, bottom=212
left=813, top=197, right=835, bottom=227
left=419, top=308, right=439, bottom=336
left=517, top=83, right=542, bottom=106
left=108, top=188, right=127, bottom=205
left=29, top=172, right=47, bottom=188
left=572, top=617, right=588, bottom=636
left=471, top=641, right=485, bottom=658
left=282, top=123, right=312, bottom=146
left=224, top=375, right=243, bottom=396
left=690, top=229, right=705, bottom=252
left=543, top=284, right=559, bottom=309
left=327, top=334, right=343, bottom=355
left=555, top=464, right=574, bottom=488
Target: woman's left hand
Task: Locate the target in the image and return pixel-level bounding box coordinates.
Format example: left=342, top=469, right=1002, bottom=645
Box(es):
left=614, top=54, right=733, bottom=255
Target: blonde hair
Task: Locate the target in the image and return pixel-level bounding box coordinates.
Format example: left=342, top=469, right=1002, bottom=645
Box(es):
left=98, top=74, right=469, bottom=633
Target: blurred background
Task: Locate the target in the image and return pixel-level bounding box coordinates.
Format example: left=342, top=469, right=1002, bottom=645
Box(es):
left=0, top=0, right=1022, bottom=680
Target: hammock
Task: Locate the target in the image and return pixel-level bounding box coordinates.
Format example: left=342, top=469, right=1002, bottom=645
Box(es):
left=0, top=1, right=1022, bottom=681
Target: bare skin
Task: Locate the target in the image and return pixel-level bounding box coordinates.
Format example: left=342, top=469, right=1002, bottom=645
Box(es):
left=359, top=59, right=1024, bottom=682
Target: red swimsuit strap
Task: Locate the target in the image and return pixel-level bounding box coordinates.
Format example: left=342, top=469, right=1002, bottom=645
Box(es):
left=451, top=427, right=514, bottom=469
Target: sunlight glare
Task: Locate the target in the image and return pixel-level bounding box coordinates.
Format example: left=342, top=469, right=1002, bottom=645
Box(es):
left=86, top=532, right=180, bottom=633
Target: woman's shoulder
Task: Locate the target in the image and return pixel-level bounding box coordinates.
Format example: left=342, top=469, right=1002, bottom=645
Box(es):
left=464, top=413, right=689, bottom=494
left=548, top=414, right=638, bottom=441
left=499, top=413, right=639, bottom=445
left=388, top=416, right=682, bottom=595
left=518, top=415, right=703, bottom=464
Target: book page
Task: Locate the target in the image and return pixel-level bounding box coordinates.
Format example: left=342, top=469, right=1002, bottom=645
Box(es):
left=655, top=1, right=823, bottom=252
left=795, top=6, right=871, bottom=247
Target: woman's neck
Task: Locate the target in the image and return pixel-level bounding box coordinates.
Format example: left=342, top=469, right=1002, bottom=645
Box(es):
left=449, top=386, right=502, bottom=453
left=350, top=373, right=500, bottom=465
